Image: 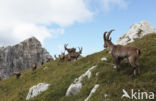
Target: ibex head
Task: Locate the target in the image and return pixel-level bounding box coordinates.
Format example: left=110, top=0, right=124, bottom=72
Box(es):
left=103, top=29, right=114, bottom=48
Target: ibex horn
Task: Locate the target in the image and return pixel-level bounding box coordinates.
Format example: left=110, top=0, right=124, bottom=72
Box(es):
left=103, top=31, right=107, bottom=41
left=107, top=29, right=114, bottom=40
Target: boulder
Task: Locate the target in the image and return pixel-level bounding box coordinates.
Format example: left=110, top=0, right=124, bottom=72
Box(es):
left=101, top=57, right=107, bottom=61
left=26, top=83, right=50, bottom=100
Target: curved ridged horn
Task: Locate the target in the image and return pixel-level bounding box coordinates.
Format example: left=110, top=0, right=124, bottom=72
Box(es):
left=107, top=29, right=114, bottom=40
left=103, top=31, right=107, bottom=41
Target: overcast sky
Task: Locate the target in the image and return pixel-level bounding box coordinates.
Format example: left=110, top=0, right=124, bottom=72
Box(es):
left=0, top=0, right=156, bottom=56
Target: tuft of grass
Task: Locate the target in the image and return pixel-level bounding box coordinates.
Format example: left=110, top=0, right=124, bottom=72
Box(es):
left=0, top=33, right=156, bottom=101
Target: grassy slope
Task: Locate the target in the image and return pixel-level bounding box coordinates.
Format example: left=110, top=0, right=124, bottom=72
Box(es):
left=0, top=34, right=156, bottom=101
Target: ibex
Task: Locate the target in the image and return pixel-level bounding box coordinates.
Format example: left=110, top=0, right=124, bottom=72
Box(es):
left=59, top=52, right=65, bottom=61
left=103, top=29, right=141, bottom=77
left=41, top=61, right=44, bottom=65
left=69, top=47, right=83, bottom=60
left=13, top=72, right=21, bottom=79
left=46, top=57, right=53, bottom=63
left=32, top=63, right=37, bottom=71
left=65, top=54, right=72, bottom=61
left=64, top=44, right=76, bottom=54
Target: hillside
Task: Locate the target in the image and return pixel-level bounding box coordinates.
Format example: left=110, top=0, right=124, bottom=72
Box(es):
left=0, top=33, right=156, bottom=101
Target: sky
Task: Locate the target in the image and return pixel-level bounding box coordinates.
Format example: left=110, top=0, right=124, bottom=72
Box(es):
left=0, top=0, right=156, bottom=56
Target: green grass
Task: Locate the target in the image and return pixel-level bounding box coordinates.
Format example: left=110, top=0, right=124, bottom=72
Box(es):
left=0, top=33, right=156, bottom=101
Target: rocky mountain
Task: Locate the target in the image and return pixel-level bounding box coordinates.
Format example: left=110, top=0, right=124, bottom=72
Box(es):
left=0, top=37, right=52, bottom=80
left=116, top=21, right=156, bottom=45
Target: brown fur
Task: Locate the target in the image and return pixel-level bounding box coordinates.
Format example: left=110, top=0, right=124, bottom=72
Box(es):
left=65, top=54, right=72, bottom=61
left=13, top=72, right=21, bottom=79
left=69, top=47, right=82, bottom=60
left=103, top=29, right=141, bottom=77
left=64, top=44, right=76, bottom=54
left=47, top=58, right=53, bottom=62
left=32, top=63, right=37, bottom=71
left=59, top=52, right=65, bottom=61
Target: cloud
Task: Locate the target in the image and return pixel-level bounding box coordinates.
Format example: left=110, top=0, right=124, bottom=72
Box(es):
left=50, top=28, right=64, bottom=38
left=0, top=0, right=93, bottom=46
left=86, top=0, right=128, bottom=12
left=0, top=23, right=51, bottom=46
left=100, top=0, right=128, bottom=11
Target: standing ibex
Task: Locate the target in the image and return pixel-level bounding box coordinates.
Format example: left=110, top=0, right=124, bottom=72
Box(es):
left=13, top=72, right=21, bottom=79
left=12, top=68, right=21, bottom=79
left=64, top=44, right=76, bottom=54
left=69, top=47, right=83, bottom=60
left=32, top=63, right=37, bottom=71
left=103, top=29, right=141, bottom=77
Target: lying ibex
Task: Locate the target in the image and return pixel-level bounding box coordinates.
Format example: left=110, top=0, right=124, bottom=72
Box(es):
left=13, top=72, right=21, bottom=79
left=103, top=29, right=141, bottom=77
left=65, top=54, right=72, bottom=61
left=64, top=44, right=76, bottom=54
left=69, top=47, right=83, bottom=60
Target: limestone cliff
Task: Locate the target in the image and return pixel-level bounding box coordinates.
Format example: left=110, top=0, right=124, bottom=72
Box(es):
left=0, top=37, right=52, bottom=80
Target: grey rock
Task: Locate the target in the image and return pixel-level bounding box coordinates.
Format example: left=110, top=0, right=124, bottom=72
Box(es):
left=0, top=37, right=52, bottom=80
left=26, top=83, right=50, bottom=100
left=66, top=66, right=96, bottom=96
left=84, top=84, right=99, bottom=101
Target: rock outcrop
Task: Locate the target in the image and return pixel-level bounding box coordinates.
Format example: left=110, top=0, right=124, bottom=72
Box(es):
left=116, top=21, right=156, bottom=45
left=0, top=37, right=52, bottom=80
left=66, top=66, right=96, bottom=96
left=101, top=57, right=107, bottom=61
left=84, top=84, right=100, bottom=101
left=26, top=83, right=50, bottom=100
